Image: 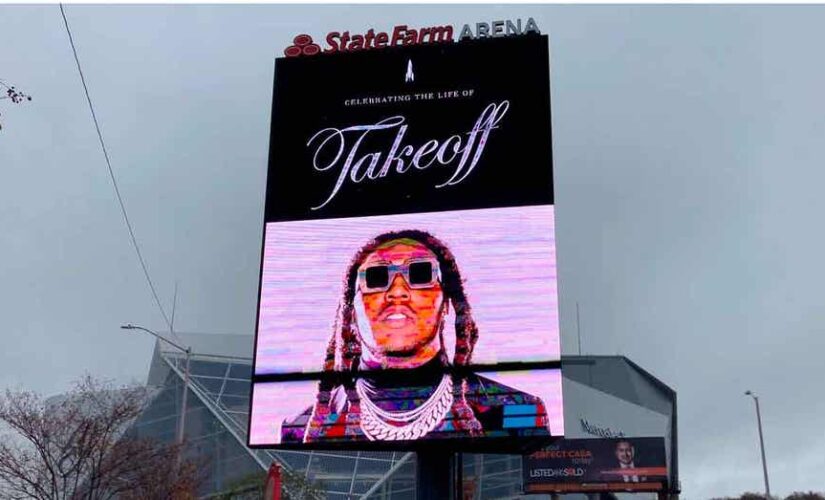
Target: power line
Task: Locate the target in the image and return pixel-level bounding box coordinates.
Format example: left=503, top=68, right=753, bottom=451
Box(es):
left=59, top=4, right=172, bottom=331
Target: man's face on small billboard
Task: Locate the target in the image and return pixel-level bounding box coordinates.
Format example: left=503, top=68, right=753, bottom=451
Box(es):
left=615, top=441, right=634, bottom=465
left=358, top=239, right=445, bottom=363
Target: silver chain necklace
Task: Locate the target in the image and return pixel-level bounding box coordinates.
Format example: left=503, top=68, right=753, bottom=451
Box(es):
left=356, top=375, right=453, bottom=441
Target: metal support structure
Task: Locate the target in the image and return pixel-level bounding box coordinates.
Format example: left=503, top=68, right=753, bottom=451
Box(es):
left=348, top=451, right=362, bottom=497
left=161, top=352, right=270, bottom=470
left=745, top=391, right=771, bottom=498
left=157, top=346, right=317, bottom=500
left=124, top=328, right=319, bottom=498
left=121, top=325, right=272, bottom=480
left=176, top=346, right=191, bottom=469
left=358, top=452, right=413, bottom=499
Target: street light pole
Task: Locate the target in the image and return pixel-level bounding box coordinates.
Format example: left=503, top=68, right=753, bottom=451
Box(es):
left=178, top=346, right=191, bottom=451
left=745, top=390, right=770, bottom=498
left=121, top=324, right=191, bottom=469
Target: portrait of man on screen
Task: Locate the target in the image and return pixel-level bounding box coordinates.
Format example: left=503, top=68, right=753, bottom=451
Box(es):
left=280, top=229, right=552, bottom=443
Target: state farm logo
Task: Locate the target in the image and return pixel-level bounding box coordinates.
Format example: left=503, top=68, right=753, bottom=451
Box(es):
left=283, top=18, right=540, bottom=58
left=284, top=34, right=321, bottom=57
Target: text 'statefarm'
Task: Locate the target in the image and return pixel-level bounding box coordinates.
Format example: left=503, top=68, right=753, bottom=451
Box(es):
left=283, top=18, right=541, bottom=57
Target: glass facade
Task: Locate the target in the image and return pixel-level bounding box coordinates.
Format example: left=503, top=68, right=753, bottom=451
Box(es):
left=128, top=343, right=533, bottom=499
left=127, top=335, right=677, bottom=500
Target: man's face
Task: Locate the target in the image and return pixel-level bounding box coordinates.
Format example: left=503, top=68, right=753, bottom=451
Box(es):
left=358, top=240, right=445, bottom=359
left=615, top=442, right=634, bottom=465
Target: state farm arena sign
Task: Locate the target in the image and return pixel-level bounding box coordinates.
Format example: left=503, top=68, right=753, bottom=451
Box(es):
left=283, top=18, right=541, bottom=57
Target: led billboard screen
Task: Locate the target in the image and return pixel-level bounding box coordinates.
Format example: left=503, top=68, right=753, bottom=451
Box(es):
left=523, top=437, right=668, bottom=493
left=250, top=35, right=562, bottom=450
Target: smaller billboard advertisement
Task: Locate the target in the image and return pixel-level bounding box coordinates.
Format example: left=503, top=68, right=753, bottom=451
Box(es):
left=522, top=438, right=667, bottom=493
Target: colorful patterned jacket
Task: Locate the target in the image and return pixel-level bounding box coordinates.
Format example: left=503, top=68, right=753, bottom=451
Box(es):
left=281, top=373, right=551, bottom=443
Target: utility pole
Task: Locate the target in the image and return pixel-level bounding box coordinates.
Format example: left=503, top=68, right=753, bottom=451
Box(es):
left=745, top=390, right=771, bottom=497
left=121, top=324, right=192, bottom=471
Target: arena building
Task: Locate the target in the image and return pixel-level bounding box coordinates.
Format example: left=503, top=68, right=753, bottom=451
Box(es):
left=128, top=332, right=677, bottom=499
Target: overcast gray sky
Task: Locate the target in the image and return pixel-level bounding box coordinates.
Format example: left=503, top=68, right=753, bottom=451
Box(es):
left=2, top=4, right=824, bottom=498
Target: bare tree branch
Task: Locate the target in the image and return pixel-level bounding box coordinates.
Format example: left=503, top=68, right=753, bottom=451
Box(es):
left=0, top=79, right=32, bottom=131
left=0, top=376, right=203, bottom=500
